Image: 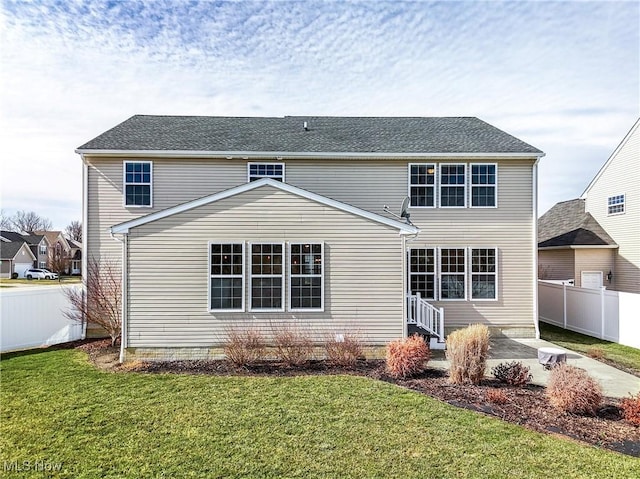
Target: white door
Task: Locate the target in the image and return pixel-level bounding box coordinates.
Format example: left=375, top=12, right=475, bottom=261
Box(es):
left=581, top=271, right=603, bottom=290
left=14, top=263, right=32, bottom=278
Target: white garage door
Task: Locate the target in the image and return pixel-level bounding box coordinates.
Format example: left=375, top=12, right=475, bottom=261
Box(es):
left=14, top=263, right=32, bottom=278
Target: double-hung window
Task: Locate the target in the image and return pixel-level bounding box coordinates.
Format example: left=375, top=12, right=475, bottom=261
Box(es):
left=409, top=164, right=436, bottom=207
left=124, top=161, right=152, bottom=207
left=440, top=248, right=466, bottom=299
left=210, top=243, right=244, bottom=311
left=409, top=248, right=435, bottom=300
left=250, top=243, right=284, bottom=311
left=471, top=164, right=497, bottom=207
left=607, top=195, right=625, bottom=215
left=248, top=163, right=284, bottom=182
left=440, top=164, right=466, bottom=207
left=290, top=243, right=324, bottom=310
left=471, top=248, right=497, bottom=300
left=39, top=244, right=47, bottom=255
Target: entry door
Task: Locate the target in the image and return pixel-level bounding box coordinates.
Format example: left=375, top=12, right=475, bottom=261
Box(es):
left=581, top=271, right=603, bottom=290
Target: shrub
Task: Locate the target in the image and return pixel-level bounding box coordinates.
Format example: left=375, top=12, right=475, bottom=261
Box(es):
left=224, top=327, right=266, bottom=366
left=386, top=334, right=431, bottom=379
left=586, top=347, right=605, bottom=360
left=446, top=324, right=490, bottom=385
left=324, top=333, right=364, bottom=368
left=491, top=361, right=532, bottom=386
left=273, top=323, right=314, bottom=367
left=485, top=388, right=509, bottom=405
left=620, top=394, right=640, bottom=426
left=546, top=364, right=603, bottom=415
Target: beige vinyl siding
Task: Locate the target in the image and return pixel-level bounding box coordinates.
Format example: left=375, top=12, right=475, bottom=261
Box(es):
left=125, top=186, right=405, bottom=347
left=584, top=123, right=640, bottom=293
left=538, top=250, right=575, bottom=281
left=574, top=249, right=615, bottom=288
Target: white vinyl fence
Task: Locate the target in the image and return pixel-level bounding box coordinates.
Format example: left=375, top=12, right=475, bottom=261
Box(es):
left=539, top=280, right=640, bottom=349
left=1, top=285, right=84, bottom=353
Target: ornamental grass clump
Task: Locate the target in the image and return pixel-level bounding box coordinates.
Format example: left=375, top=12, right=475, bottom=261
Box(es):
left=491, top=361, right=532, bottom=387
left=446, top=324, right=490, bottom=385
left=546, top=364, right=603, bottom=416
left=385, top=334, right=431, bottom=379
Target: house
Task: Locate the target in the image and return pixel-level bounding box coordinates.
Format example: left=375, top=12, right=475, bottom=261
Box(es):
left=76, top=115, right=544, bottom=361
left=0, top=236, right=37, bottom=278
left=34, top=231, right=73, bottom=275
left=0, top=230, right=50, bottom=273
left=538, top=119, right=639, bottom=293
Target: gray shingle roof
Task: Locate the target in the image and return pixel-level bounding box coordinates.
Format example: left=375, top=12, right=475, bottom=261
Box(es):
left=77, top=115, right=542, bottom=154
left=0, top=241, right=29, bottom=260
left=538, top=199, right=617, bottom=248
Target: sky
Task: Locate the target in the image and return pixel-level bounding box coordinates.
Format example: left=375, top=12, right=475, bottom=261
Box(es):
left=1, top=0, right=638, bottom=230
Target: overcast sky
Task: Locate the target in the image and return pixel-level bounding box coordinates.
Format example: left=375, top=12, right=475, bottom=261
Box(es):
left=1, top=0, right=638, bottom=230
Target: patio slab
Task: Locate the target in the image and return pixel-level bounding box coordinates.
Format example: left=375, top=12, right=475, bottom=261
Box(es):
left=429, top=337, right=640, bottom=398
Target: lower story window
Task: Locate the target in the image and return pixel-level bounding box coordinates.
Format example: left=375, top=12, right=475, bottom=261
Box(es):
left=250, top=243, right=284, bottom=311
left=290, top=243, right=323, bottom=310
left=440, top=248, right=466, bottom=299
left=409, top=248, right=435, bottom=300
left=210, top=243, right=244, bottom=311
left=471, top=248, right=497, bottom=299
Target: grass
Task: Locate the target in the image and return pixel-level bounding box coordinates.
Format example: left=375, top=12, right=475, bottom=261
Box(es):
left=0, top=277, right=81, bottom=287
left=1, top=349, right=638, bottom=479
left=540, top=321, right=640, bottom=374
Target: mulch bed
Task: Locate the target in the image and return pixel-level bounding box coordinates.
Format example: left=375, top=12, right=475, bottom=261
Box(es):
left=72, top=339, right=639, bottom=457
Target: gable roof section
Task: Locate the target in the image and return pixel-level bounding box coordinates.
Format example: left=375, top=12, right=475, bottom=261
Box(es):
left=0, top=241, right=37, bottom=261
left=77, top=115, right=543, bottom=157
left=111, top=178, right=419, bottom=235
left=34, top=231, right=70, bottom=250
left=538, top=199, right=617, bottom=248
left=581, top=118, right=640, bottom=198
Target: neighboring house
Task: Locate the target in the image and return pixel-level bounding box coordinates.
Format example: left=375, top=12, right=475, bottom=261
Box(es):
left=538, top=119, right=639, bottom=293
left=0, top=237, right=37, bottom=278
left=77, top=115, right=544, bottom=361
left=68, top=239, right=82, bottom=275
left=0, top=231, right=50, bottom=271
left=34, top=231, right=72, bottom=274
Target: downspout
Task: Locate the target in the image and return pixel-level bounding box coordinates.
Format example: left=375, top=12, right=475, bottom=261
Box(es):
left=532, top=157, right=541, bottom=339
left=401, top=234, right=408, bottom=339
left=110, top=230, right=127, bottom=363
left=81, top=156, right=89, bottom=339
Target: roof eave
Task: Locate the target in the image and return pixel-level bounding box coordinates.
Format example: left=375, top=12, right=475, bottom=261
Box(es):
left=76, top=149, right=544, bottom=160
left=538, top=244, right=618, bottom=250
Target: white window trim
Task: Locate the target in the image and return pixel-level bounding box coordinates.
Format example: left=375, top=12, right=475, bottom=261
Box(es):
left=123, top=160, right=153, bottom=208
left=39, top=245, right=47, bottom=255
left=438, top=247, right=467, bottom=301
left=470, top=163, right=498, bottom=209
left=288, top=242, right=325, bottom=312
left=208, top=241, right=245, bottom=312
left=247, top=162, right=285, bottom=182
left=469, top=247, right=498, bottom=301
left=39, top=261, right=47, bottom=269
left=249, top=242, right=285, bottom=312
left=438, top=163, right=467, bottom=208
left=407, top=247, right=437, bottom=300
left=607, top=194, right=625, bottom=216
left=408, top=163, right=437, bottom=209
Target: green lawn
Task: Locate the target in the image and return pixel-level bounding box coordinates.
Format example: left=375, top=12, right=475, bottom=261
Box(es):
left=0, top=277, right=81, bottom=288
left=1, top=349, right=638, bottom=478
left=540, top=321, right=640, bottom=374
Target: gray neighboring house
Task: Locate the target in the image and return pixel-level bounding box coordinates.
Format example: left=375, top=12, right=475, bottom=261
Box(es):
left=538, top=199, right=617, bottom=288
left=0, top=235, right=37, bottom=278
left=77, top=115, right=544, bottom=361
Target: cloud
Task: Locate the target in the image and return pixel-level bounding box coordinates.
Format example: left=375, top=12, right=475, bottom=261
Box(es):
left=0, top=0, right=638, bottom=227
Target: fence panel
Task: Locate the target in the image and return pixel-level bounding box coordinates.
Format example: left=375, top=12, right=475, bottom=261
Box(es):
left=1, top=285, right=84, bottom=353
left=619, top=292, right=640, bottom=349
left=538, top=281, right=564, bottom=327
left=565, top=286, right=602, bottom=336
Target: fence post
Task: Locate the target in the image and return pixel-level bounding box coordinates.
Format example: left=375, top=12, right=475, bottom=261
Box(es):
left=600, top=286, right=606, bottom=340
left=563, top=283, right=567, bottom=329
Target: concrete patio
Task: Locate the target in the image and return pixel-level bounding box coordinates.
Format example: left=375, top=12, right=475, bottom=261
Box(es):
left=429, top=337, right=640, bottom=398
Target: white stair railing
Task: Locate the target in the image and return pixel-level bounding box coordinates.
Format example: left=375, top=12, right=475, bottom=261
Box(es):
left=407, top=293, right=445, bottom=342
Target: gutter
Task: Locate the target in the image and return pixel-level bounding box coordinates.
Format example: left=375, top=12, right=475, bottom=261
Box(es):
left=532, top=158, right=540, bottom=339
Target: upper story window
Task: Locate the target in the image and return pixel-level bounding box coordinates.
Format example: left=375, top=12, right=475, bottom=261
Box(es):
left=248, top=163, right=284, bottom=182
left=471, top=164, right=497, bottom=207
left=124, top=161, right=152, bottom=207
left=409, top=164, right=435, bottom=207
left=39, top=244, right=47, bottom=255
left=439, top=164, right=466, bottom=207
left=607, top=194, right=625, bottom=215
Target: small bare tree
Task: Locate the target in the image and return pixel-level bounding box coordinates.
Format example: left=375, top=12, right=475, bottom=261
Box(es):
left=48, top=250, right=71, bottom=276
left=64, top=257, right=121, bottom=346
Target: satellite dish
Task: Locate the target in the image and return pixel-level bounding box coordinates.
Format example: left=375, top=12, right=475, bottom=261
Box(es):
left=382, top=197, right=413, bottom=225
